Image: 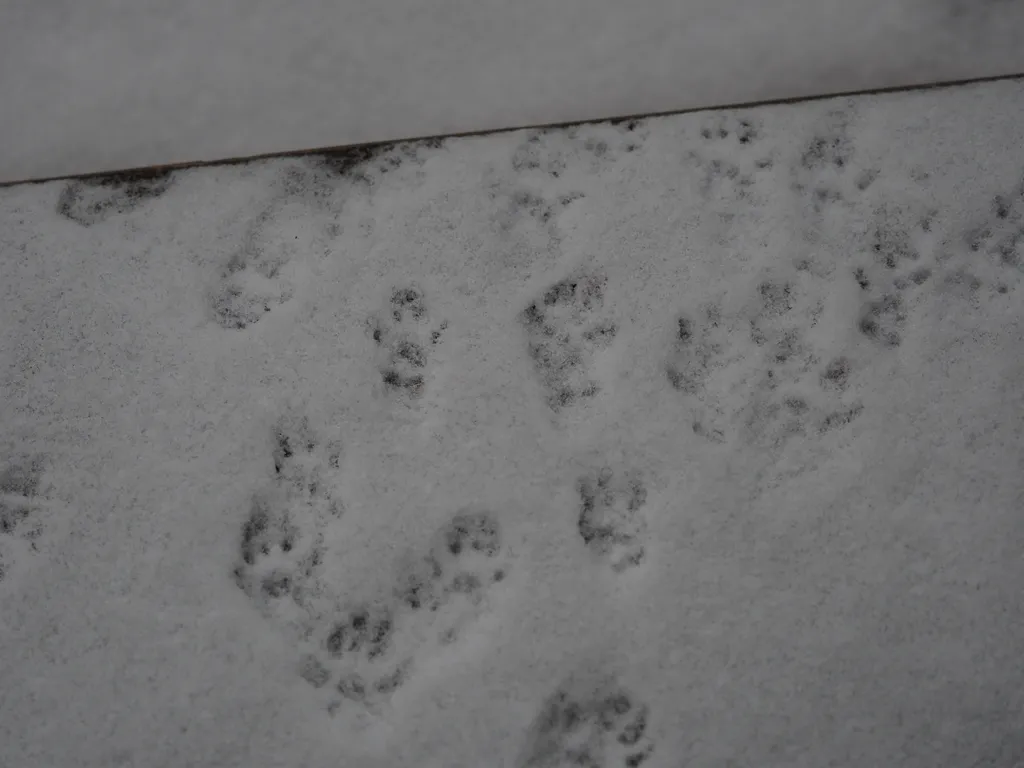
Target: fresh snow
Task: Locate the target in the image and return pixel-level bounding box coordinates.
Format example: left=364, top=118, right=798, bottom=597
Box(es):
left=1, top=78, right=1023, bottom=767
left=4, top=0, right=1024, bottom=181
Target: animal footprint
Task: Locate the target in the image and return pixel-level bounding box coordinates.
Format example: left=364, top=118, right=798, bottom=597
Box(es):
left=233, top=410, right=337, bottom=633
left=403, top=508, right=513, bottom=642
left=700, top=114, right=761, bottom=146
left=511, top=131, right=568, bottom=179
left=320, top=601, right=415, bottom=719
left=521, top=271, right=618, bottom=413
left=56, top=171, right=173, bottom=227
left=496, top=187, right=585, bottom=231
left=369, top=285, right=448, bottom=400
left=324, top=508, right=515, bottom=722
left=576, top=468, right=649, bottom=573
left=518, top=673, right=657, bottom=767
left=666, top=304, right=734, bottom=442
left=687, top=113, right=765, bottom=201
left=211, top=201, right=322, bottom=329
left=792, top=110, right=878, bottom=214
left=0, top=454, right=48, bottom=585
left=858, top=292, right=905, bottom=348
left=963, top=181, right=1024, bottom=274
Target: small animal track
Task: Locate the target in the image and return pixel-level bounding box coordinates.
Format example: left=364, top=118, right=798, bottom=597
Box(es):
left=732, top=271, right=868, bottom=449
left=56, top=171, right=173, bottom=227
left=494, top=186, right=585, bottom=231
left=518, top=672, right=657, bottom=768
left=870, top=203, right=923, bottom=271
left=512, top=131, right=568, bottom=179
left=576, top=467, right=649, bottom=573
left=233, top=410, right=337, bottom=635
left=0, top=455, right=47, bottom=585
left=235, top=409, right=516, bottom=725
left=688, top=113, right=766, bottom=202
left=665, top=305, right=732, bottom=442
left=211, top=202, right=322, bottom=329
left=963, top=178, right=1024, bottom=276
left=368, top=285, right=448, bottom=400
left=510, top=121, right=650, bottom=181
left=320, top=507, right=516, bottom=722
left=521, top=271, right=619, bottom=414
left=700, top=115, right=761, bottom=146
left=858, top=292, right=906, bottom=348
left=791, top=109, right=879, bottom=217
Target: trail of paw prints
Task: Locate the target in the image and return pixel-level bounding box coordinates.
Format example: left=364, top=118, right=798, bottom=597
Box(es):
left=576, top=467, right=649, bottom=574
left=308, top=509, right=516, bottom=725
left=686, top=113, right=772, bottom=204
left=665, top=303, right=737, bottom=443
left=367, top=284, right=448, bottom=401
left=56, top=171, right=173, bottom=227
left=211, top=201, right=323, bottom=329
left=521, top=271, right=619, bottom=415
left=232, top=410, right=341, bottom=637
left=0, top=454, right=48, bottom=587
left=517, top=672, right=657, bottom=768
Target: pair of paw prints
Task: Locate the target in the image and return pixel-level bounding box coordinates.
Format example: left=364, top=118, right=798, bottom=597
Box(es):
left=303, top=509, right=514, bottom=721
left=521, top=271, right=619, bottom=414
left=518, top=672, right=656, bottom=768
left=576, top=467, right=649, bottom=574
left=0, top=454, right=48, bottom=586
left=233, top=410, right=341, bottom=634
left=368, top=285, right=448, bottom=400
left=56, top=171, right=173, bottom=227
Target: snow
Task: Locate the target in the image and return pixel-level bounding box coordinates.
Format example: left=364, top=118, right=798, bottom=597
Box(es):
left=1, top=78, right=1024, bottom=767
left=4, top=0, right=1024, bottom=181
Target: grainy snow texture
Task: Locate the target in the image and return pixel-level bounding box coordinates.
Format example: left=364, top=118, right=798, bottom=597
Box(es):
left=4, top=0, right=1024, bottom=181
left=2, top=79, right=1024, bottom=768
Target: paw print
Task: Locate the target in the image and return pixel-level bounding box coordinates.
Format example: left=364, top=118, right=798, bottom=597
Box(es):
left=576, top=467, right=649, bottom=573
left=370, top=285, right=448, bottom=400
left=522, top=271, right=619, bottom=414
left=519, top=675, right=657, bottom=767
left=56, top=171, right=173, bottom=227
left=0, top=454, right=48, bottom=586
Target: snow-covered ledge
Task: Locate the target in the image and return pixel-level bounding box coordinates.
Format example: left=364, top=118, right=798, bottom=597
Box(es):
left=1, top=78, right=1022, bottom=768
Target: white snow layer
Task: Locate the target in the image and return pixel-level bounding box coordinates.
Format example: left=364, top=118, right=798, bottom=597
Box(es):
left=3, top=0, right=1024, bottom=181
left=1, top=78, right=1023, bottom=768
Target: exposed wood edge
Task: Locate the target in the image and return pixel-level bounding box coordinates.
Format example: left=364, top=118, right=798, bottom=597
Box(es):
left=2, top=71, right=1022, bottom=189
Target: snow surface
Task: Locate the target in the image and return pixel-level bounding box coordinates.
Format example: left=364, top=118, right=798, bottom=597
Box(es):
left=4, top=0, right=1024, bottom=182
left=1, top=78, right=1024, bottom=768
